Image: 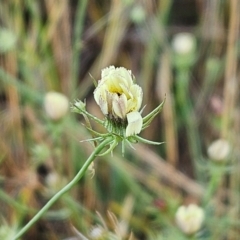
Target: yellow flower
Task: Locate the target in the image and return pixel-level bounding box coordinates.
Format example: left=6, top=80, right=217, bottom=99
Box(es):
left=175, top=204, right=204, bottom=235
left=72, top=66, right=165, bottom=156
left=94, top=66, right=143, bottom=136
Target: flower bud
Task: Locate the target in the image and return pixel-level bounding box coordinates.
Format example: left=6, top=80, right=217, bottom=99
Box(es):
left=171, top=32, right=196, bottom=69
left=172, top=32, right=196, bottom=55
left=94, top=66, right=143, bottom=136
left=44, top=91, right=69, bottom=121
left=207, top=139, right=230, bottom=162
left=175, top=204, right=204, bottom=235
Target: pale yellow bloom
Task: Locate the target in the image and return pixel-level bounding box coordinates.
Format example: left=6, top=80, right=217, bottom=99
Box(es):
left=44, top=91, right=69, bottom=121
left=94, top=66, right=143, bottom=136
left=175, top=204, right=204, bottom=235
left=72, top=66, right=165, bottom=155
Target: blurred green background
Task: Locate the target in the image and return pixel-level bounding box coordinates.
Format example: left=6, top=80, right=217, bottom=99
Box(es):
left=0, top=0, right=239, bottom=239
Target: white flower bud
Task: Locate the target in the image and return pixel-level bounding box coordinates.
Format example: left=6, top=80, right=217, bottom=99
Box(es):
left=94, top=66, right=143, bottom=136
left=172, top=32, right=196, bottom=55
left=175, top=204, right=204, bottom=235
left=207, top=139, right=230, bottom=162
left=44, top=91, right=69, bottom=121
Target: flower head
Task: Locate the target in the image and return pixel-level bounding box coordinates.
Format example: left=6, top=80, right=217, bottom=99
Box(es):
left=72, top=66, right=165, bottom=156
left=175, top=204, right=204, bottom=235
left=94, top=66, right=143, bottom=137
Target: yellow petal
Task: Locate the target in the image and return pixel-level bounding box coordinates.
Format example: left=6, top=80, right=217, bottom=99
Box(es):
left=126, top=112, right=143, bottom=137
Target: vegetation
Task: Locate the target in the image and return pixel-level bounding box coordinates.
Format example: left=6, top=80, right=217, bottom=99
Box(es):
left=0, top=0, right=239, bottom=239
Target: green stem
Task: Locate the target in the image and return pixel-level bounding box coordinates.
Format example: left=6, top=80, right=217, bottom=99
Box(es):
left=13, top=137, right=112, bottom=240
left=203, top=169, right=222, bottom=205
left=71, top=0, right=88, bottom=97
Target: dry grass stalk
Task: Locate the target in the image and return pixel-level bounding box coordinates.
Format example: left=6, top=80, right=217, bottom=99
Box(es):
left=221, top=0, right=240, bottom=238
left=78, top=0, right=130, bottom=98
left=157, top=52, right=179, bottom=167
left=134, top=144, right=204, bottom=199
left=44, top=0, right=72, bottom=95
